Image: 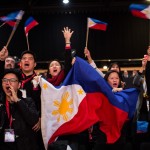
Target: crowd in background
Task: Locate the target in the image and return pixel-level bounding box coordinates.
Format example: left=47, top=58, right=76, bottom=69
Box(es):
left=0, top=27, right=150, bottom=150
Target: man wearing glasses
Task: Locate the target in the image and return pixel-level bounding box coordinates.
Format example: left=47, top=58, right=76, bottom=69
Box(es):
left=0, top=69, right=39, bottom=150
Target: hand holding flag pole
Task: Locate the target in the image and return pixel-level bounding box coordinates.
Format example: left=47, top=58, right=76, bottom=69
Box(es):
left=5, top=10, right=25, bottom=48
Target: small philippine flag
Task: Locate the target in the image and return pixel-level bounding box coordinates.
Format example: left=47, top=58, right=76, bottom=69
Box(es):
left=88, top=17, right=108, bottom=31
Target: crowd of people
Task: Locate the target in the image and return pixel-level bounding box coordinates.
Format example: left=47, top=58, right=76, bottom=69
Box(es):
left=0, top=27, right=150, bottom=150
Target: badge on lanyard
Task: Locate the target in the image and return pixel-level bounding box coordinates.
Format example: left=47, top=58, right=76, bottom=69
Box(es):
left=20, top=89, right=27, bottom=98
left=4, top=129, right=15, bottom=142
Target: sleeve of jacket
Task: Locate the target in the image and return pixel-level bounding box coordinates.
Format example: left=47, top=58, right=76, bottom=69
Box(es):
left=133, top=73, right=143, bottom=88
left=145, top=61, right=150, bottom=96
left=16, top=97, right=39, bottom=127
left=64, top=47, right=72, bottom=77
left=0, top=103, right=6, bottom=133
left=90, top=60, right=105, bottom=78
left=0, top=61, right=4, bottom=91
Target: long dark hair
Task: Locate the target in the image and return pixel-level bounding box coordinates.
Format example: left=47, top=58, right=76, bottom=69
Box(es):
left=108, top=62, right=121, bottom=72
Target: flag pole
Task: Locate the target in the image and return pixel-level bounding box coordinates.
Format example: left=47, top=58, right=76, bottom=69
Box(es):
left=26, top=35, right=30, bottom=50
left=0, top=22, right=6, bottom=28
left=6, top=20, right=20, bottom=47
left=5, top=10, right=24, bottom=48
left=85, top=18, right=89, bottom=48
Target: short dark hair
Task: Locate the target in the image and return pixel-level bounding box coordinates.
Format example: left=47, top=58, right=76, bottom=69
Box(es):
left=104, top=70, right=122, bottom=87
left=2, top=69, right=22, bottom=82
left=20, top=50, right=37, bottom=62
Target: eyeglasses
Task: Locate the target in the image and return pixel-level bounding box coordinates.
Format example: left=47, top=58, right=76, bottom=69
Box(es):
left=2, top=78, right=18, bottom=83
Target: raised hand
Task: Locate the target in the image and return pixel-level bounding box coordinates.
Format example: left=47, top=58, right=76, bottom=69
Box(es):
left=62, top=27, right=74, bottom=44
left=8, top=83, right=19, bottom=103
left=84, top=47, right=93, bottom=63
left=0, top=46, right=8, bottom=61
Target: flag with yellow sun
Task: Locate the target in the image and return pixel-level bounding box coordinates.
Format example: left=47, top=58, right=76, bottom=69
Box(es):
left=40, top=57, right=139, bottom=150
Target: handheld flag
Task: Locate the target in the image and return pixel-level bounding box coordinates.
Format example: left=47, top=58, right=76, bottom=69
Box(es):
left=5, top=10, right=24, bottom=48
left=24, top=17, right=39, bottom=50
left=85, top=17, right=107, bottom=47
left=24, top=16, right=39, bottom=36
left=88, top=17, right=108, bottom=31
left=40, top=57, right=139, bottom=149
left=0, top=10, right=24, bottom=22
left=129, top=4, right=150, bottom=19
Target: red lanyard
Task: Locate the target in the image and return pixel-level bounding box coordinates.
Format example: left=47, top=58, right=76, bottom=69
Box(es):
left=6, top=100, right=12, bottom=128
left=21, top=73, right=36, bottom=89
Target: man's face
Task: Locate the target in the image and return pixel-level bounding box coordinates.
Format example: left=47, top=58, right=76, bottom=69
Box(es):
left=5, top=57, right=15, bottom=69
left=2, top=73, right=20, bottom=98
left=20, top=53, right=36, bottom=74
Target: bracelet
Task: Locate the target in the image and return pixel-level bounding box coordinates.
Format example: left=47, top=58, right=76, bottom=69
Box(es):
left=66, top=42, right=71, bottom=44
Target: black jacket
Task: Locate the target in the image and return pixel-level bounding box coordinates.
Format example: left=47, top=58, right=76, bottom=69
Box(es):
left=0, top=91, right=39, bottom=150
left=0, top=61, right=4, bottom=91
left=21, top=72, right=41, bottom=114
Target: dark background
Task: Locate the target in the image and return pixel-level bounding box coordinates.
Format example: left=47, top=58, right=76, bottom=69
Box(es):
left=0, top=0, right=149, bottom=68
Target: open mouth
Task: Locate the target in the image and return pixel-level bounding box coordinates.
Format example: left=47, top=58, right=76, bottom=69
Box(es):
left=5, top=87, right=11, bottom=93
left=6, top=87, right=10, bottom=90
left=112, top=83, right=118, bottom=87
left=7, top=64, right=11, bottom=67
left=24, top=64, right=29, bottom=67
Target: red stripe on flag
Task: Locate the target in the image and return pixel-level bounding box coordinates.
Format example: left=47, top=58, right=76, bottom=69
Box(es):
left=6, top=21, right=16, bottom=27
left=25, top=20, right=38, bottom=35
left=90, top=24, right=107, bottom=31
left=131, top=10, right=148, bottom=19
left=48, top=92, right=128, bottom=144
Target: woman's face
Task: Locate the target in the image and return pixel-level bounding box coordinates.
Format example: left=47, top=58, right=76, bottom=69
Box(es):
left=49, top=61, right=61, bottom=77
left=110, top=64, right=120, bottom=72
left=107, top=72, right=120, bottom=88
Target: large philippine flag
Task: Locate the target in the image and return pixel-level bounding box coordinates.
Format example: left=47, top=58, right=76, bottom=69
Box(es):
left=129, top=4, right=150, bottom=19
left=24, top=16, right=39, bottom=36
left=40, top=57, right=139, bottom=149
left=88, top=17, right=108, bottom=31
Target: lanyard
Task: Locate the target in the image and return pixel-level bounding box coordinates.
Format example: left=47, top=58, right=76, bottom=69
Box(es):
left=6, top=100, right=12, bottom=128
left=21, top=73, right=36, bottom=89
